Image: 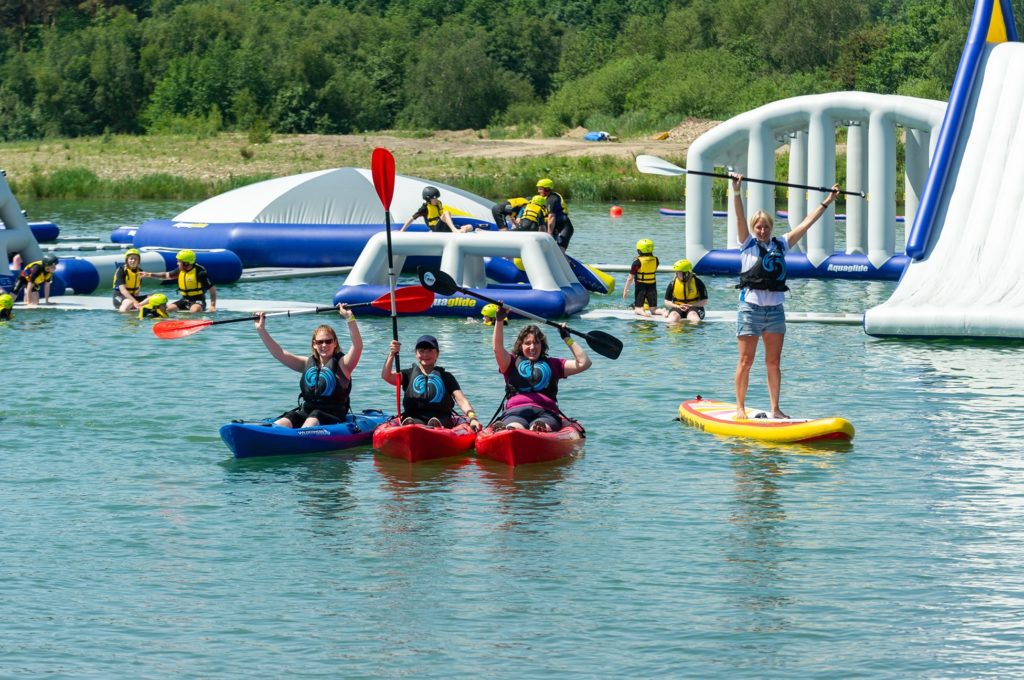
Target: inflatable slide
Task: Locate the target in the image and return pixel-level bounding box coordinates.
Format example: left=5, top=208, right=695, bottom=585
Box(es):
left=865, top=0, right=1024, bottom=338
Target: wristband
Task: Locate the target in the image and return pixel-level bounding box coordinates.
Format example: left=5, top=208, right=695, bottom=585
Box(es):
left=565, top=338, right=575, bottom=346
left=820, top=202, right=828, bottom=208
left=466, top=410, right=476, bottom=418
left=347, top=314, right=356, bottom=322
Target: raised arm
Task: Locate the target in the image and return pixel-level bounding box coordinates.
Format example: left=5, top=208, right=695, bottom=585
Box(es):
left=493, top=306, right=513, bottom=373
left=381, top=339, right=401, bottom=385
left=254, top=313, right=306, bottom=372
left=337, top=305, right=361, bottom=378
left=786, top=184, right=840, bottom=249
left=731, top=173, right=749, bottom=244
left=559, top=325, right=592, bottom=376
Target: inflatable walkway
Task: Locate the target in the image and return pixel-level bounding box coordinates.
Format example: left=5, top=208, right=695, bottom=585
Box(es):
left=865, top=0, right=1024, bottom=338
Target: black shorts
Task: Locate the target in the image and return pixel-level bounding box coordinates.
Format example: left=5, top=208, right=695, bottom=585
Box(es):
left=633, top=283, right=658, bottom=308
left=669, top=305, right=706, bottom=320
left=553, top=221, right=574, bottom=249
left=401, top=413, right=456, bottom=427
left=172, top=297, right=206, bottom=311
left=278, top=406, right=347, bottom=427
left=497, top=405, right=562, bottom=430
left=515, top=219, right=542, bottom=232
left=113, top=292, right=149, bottom=308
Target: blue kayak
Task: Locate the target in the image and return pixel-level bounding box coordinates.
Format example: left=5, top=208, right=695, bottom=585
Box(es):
left=219, top=409, right=392, bottom=459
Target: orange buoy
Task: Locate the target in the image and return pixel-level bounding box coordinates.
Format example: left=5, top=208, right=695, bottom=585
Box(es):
left=610, top=205, right=623, bottom=217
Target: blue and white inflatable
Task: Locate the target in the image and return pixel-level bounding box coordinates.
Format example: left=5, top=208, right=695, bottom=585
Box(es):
left=334, top=232, right=588, bottom=318
left=127, top=168, right=498, bottom=268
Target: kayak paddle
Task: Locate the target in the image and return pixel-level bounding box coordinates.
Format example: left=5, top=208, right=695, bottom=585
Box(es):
left=371, top=146, right=402, bottom=416
left=417, top=266, right=623, bottom=360
left=152, top=286, right=435, bottom=339
left=635, top=154, right=865, bottom=197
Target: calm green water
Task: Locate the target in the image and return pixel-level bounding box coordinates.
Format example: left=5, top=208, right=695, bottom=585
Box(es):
left=3, top=200, right=1024, bottom=678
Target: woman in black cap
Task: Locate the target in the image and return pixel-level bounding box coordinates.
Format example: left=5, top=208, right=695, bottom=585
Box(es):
left=381, top=334, right=481, bottom=430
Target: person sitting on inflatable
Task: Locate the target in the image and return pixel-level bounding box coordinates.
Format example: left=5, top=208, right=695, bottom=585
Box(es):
left=491, top=196, right=529, bottom=231
left=137, top=293, right=169, bottom=319
left=663, top=259, right=708, bottom=323
left=536, top=177, right=574, bottom=251
left=400, top=186, right=474, bottom=233
left=154, top=249, right=217, bottom=313
left=0, top=291, right=14, bottom=320
left=490, top=306, right=591, bottom=432
left=622, top=238, right=661, bottom=316
left=11, top=254, right=58, bottom=306
left=255, top=305, right=361, bottom=428
left=381, top=335, right=481, bottom=431
left=113, top=248, right=151, bottom=313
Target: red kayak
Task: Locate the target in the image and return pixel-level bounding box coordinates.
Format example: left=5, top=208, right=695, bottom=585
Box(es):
left=372, top=418, right=477, bottom=463
left=474, top=422, right=585, bottom=466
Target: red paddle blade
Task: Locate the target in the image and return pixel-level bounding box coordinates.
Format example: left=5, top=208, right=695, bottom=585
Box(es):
left=369, top=286, right=434, bottom=313
left=371, top=147, right=396, bottom=210
left=152, top=318, right=214, bottom=339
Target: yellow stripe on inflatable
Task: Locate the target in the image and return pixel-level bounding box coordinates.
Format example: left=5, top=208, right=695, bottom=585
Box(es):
left=987, top=0, right=1008, bottom=43
left=586, top=264, right=616, bottom=294
left=447, top=205, right=474, bottom=217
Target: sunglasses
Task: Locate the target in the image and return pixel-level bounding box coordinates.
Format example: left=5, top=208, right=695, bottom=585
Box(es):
left=314, top=338, right=335, bottom=346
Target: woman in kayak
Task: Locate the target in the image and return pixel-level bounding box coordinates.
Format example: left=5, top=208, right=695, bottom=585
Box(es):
left=254, top=305, right=362, bottom=428
left=381, top=334, right=481, bottom=431
left=730, top=172, right=839, bottom=419
left=491, top=306, right=592, bottom=431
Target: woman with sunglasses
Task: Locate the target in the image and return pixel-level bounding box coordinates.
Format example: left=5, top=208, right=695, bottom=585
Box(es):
left=254, top=305, right=362, bottom=428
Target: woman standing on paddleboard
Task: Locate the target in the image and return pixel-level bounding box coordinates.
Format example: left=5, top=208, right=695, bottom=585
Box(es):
left=490, top=306, right=591, bottom=431
left=731, top=173, right=839, bottom=420
left=254, top=305, right=362, bottom=428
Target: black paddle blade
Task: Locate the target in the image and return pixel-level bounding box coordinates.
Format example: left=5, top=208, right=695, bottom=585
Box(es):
left=417, top=266, right=461, bottom=296
left=584, top=329, right=623, bottom=360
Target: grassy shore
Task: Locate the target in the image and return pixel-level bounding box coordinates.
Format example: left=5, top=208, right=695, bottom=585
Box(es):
left=1, top=129, right=863, bottom=205
left=0, top=131, right=706, bottom=203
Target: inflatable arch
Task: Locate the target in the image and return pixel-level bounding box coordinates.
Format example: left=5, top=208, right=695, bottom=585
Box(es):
left=684, top=92, right=946, bottom=280
left=334, top=232, right=589, bottom=318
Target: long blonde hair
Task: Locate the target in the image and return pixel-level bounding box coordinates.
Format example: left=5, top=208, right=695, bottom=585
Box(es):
left=310, top=324, right=340, bottom=366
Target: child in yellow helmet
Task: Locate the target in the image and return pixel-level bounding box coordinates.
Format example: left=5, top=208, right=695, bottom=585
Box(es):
left=480, top=303, right=507, bottom=326
left=0, top=291, right=14, bottom=321
left=153, top=249, right=217, bottom=313
left=138, top=293, right=169, bottom=319
left=622, top=239, right=662, bottom=316
left=663, top=259, right=708, bottom=323
left=113, top=248, right=153, bottom=313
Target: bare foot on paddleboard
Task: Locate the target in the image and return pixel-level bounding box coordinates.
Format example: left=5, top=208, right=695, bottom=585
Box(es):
left=770, top=411, right=789, bottom=420
left=734, top=409, right=748, bottom=420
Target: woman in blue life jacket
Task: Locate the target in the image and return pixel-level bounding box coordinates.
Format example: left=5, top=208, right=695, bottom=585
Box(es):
left=254, top=305, right=362, bottom=428
left=730, top=173, right=839, bottom=420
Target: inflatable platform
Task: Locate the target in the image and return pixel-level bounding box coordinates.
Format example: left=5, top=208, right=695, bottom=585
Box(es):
left=334, top=231, right=589, bottom=318
left=125, top=168, right=499, bottom=268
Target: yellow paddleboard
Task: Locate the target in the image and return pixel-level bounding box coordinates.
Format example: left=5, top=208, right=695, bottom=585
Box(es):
left=678, top=397, right=854, bottom=443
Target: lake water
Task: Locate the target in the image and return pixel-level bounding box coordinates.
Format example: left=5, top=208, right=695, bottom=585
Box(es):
left=3, top=199, right=1024, bottom=678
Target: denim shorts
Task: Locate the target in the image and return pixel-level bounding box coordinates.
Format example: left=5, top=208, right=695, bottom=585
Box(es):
left=736, top=301, right=786, bottom=336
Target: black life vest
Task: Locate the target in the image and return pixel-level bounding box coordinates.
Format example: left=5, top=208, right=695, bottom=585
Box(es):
left=401, top=365, right=455, bottom=418
left=737, top=237, right=789, bottom=292
left=299, top=354, right=351, bottom=413
left=506, top=355, right=559, bottom=402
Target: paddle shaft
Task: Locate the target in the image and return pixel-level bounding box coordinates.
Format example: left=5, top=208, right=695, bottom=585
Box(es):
left=372, top=147, right=402, bottom=415
left=638, top=155, right=863, bottom=197
left=207, top=306, right=336, bottom=327
left=688, top=167, right=863, bottom=198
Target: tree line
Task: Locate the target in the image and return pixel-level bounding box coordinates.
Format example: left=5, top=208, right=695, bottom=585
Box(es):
left=0, top=0, right=1012, bottom=142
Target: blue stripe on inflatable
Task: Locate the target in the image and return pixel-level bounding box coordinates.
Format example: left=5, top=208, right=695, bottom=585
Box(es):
left=906, top=0, right=1018, bottom=259
left=696, top=249, right=909, bottom=281
left=334, top=283, right=589, bottom=317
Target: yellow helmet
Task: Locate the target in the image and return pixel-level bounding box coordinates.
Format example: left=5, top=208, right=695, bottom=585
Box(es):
left=672, top=259, right=693, bottom=273
left=636, top=239, right=655, bottom=254
left=530, top=195, right=546, bottom=206
left=536, top=178, right=554, bottom=189
left=176, top=249, right=196, bottom=265
left=481, top=303, right=499, bottom=319
left=148, top=293, right=168, bottom=307
left=0, top=292, right=13, bottom=310
left=125, top=248, right=141, bottom=261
